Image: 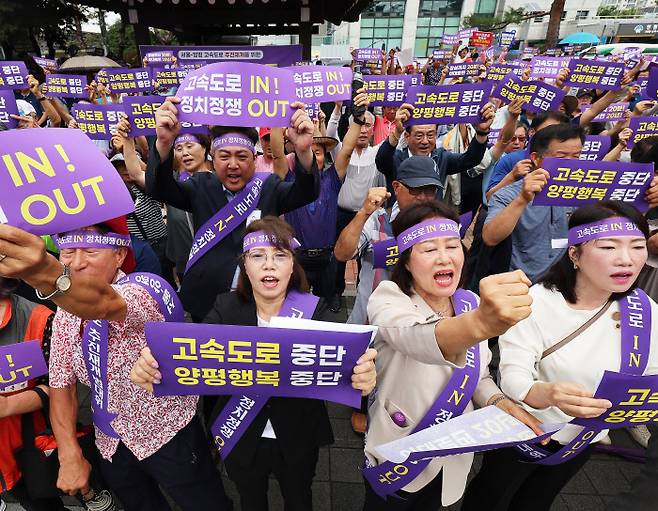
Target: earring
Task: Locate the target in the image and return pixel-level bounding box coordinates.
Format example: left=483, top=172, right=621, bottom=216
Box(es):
left=573, top=262, right=578, bottom=270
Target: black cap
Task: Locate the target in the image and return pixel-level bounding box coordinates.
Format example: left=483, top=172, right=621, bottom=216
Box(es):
left=397, top=156, right=443, bottom=189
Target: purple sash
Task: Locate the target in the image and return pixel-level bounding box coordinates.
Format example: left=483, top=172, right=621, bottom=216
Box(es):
left=362, top=288, right=481, bottom=498
left=82, top=273, right=183, bottom=438
left=516, top=288, right=652, bottom=465
left=210, top=290, right=320, bottom=459
left=185, top=172, right=269, bottom=273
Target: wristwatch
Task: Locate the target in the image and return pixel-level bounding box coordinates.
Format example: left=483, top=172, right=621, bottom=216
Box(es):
left=36, top=264, right=71, bottom=300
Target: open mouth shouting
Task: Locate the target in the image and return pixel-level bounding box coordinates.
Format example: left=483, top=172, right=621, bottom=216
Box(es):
left=261, top=275, right=280, bottom=289
left=434, top=270, right=454, bottom=288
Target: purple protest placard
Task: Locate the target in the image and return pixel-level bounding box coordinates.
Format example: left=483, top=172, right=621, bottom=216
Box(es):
left=363, top=75, right=413, bottom=106
left=572, top=371, right=658, bottom=430
left=521, top=47, right=540, bottom=60
left=0, top=340, right=48, bottom=391
left=406, top=83, right=490, bottom=125
left=145, top=321, right=372, bottom=408
left=432, top=49, right=453, bottom=60
left=289, top=65, right=352, bottom=103
left=32, top=56, right=59, bottom=73
left=579, top=135, right=612, bottom=161
left=0, top=90, right=18, bottom=129
left=564, top=59, right=625, bottom=90
left=581, top=102, right=628, bottom=122
left=486, top=62, right=524, bottom=82
left=45, top=74, right=87, bottom=98
left=447, top=63, right=483, bottom=78
left=107, top=67, right=153, bottom=94
left=530, top=56, right=571, bottom=79
left=442, top=33, right=459, bottom=46
left=177, top=62, right=297, bottom=128
left=458, top=27, right=478, bottom=41
left=140, top=44, right=302, bottom=67
left=374, top=405, right=562, bottom=464
left=144, top=50, right=176, bottom=66
left=71, top=103, right=123, bottom=140
left=0, top=61, right=28, bottom=90
left=124, top=95, right=163, bottom=136
left=0, top=128, right=135, bottom=235
left=500, top=31, right=516, bottom=48
left=492, top=73, right=564, bottom=113
left=95, top=68, right=108, bottom=85
left=152, top=67, right=189, bottom=88
left=628, top=116, right=658, bottom=148
left=355, top=48, right=383, bottom=62
left=644, top=66, right=658, bottom=100
left=533, top=157, right=654, bottom=211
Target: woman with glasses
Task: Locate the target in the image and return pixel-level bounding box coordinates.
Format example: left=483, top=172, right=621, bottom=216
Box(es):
left=131, top=216, right=378, bottom=511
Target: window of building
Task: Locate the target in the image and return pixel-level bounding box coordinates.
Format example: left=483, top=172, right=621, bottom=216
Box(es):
left=561, top=11, right=567, bottom=20
left=575, top=10, right=589, bottom=19
left=359, top=0, right=406, bottom=51
left=414, top=0, right=463, bottom=57
left=475, top=0, right=496, bottom=15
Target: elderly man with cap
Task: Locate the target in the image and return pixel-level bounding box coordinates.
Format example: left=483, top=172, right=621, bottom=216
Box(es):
left=144, top=96, right=319, bottom=322
left=0, top=217, right=231, bottom=511
left=255, top=127, right=296, bottom=176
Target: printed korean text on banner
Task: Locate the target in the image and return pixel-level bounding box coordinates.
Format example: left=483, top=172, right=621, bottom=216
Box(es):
left=442, top=34, right=459, bottom=46
left=304, top=102, right=320, bottom=120
left=628, top=116, right=658, bottom=148
left=95, top=69, right=108, bottom=85
left=185, top=172, right=269, bottom=271
left=124, top=96, right=163, bottom=136
left=530, top=57, right=571, bottom=79
left=532, top=157, right=654, bottom=211
left=153, top=67, right=190, bottom=88
left=139, top=44, right=303, bottom=67
left=0, top=128, right=135, bottom=235
left=447, top=63, right=483, bottom=78
left=375, top=405, right=562, bottom=464
left=355, top=48, right=383, bottom=62
left=486, top=62, right=524, bottom=82
left=0, top=90, right=18, bottom=129
left=0, top=341, right=48, bottom=391
left=289, top=65, right=352, bottom=103
left=500, top=31, right=516, bottom=48
left=364, top=75, right=413, bottom=106
left=470, top=31, right=494, bottom=47
left=71, top=103, right=123, bottom=140
left=210, top=291, right=320, bottom=459
left=516, top=289, right=652, bottom=465
left=45, top=74, right=87, bottom=99
left=405, top=83, right=490, bottom=126
left=363, top=289, right=481, bottom=497
left=579, top=135, right=612, bottom=161
left=32, top=56, right=59, bottom=73
left=144, top=50, right=176, bottom=66
left=432, top=49, right=453, bottom=60
left=177, top=62, right=297, bottom=127
left=107, top=67, right=153, bottom=94
left=581, top=102, right=628, bottom=122
left=564, top=59, right=625, bottom=90
left=458, top=27, right=478, bottom=41
left=145, top=321, right=372, bottom=407
left=492, top=73, right=565, bottom=113
left=521, top=47, right=540, bottom=59
left=488, top=128, right=501, bottom=147
left=0, top=62, right=28, bottom=90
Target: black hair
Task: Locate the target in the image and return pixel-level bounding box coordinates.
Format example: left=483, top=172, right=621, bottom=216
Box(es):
left=404, top=124, right=438, bottom=135
left=210, top=126, right=259, bottom=145
left=539, top=201, right=650, bottom=304
left=630, top=135, right=658, bottom=164
left=530, top=111, right=570, bottom=130
left=390, top=200, right=464, bottom=296
left=529, top=123, right=584, bottom=157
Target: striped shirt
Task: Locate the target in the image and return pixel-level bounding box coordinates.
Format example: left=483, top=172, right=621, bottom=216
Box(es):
left=127, top=185, right=167, bottom=241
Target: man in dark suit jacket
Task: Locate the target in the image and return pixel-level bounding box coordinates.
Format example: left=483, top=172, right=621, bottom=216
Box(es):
left=374, top=102, right=495, bottom=204
left=145, top=97, right=320, bottom=321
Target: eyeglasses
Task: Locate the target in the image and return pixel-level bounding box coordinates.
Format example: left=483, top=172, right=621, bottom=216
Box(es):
left=245, top=251, right=292, bottom=265
left=412, top=132, right=436, bottom=141
left=510, top=135, right=527, bottom=142
left=401, top=183, right=439, bottom=197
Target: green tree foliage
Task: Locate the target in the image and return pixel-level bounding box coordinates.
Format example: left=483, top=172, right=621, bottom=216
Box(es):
left=463, top=8, right=529, bottom=32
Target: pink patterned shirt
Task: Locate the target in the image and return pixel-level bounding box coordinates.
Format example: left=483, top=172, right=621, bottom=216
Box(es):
left=49, top=275, right=198, bottom=461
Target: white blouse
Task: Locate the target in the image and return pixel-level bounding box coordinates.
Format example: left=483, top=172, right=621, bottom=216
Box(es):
left=499, top=284, right=658, bottom=444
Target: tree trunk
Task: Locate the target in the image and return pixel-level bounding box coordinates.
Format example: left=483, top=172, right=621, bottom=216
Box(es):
left=545, top=0, right=566, bottom=49
left=98, top=8, right=108, bottom=55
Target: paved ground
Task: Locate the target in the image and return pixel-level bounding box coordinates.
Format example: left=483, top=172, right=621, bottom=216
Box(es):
left=4, top=269, right=649, bottom=510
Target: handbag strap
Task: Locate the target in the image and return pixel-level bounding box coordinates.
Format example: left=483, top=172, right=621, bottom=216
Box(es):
left=541, top=300, right=613, bottom=360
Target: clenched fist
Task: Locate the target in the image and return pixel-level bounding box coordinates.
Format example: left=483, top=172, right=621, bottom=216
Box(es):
left=361, top=187, right=390, bottom=216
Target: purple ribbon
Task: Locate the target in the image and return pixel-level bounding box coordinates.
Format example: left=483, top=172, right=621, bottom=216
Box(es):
left=53, top=231, right=132, bottom=250
left=185, top=172, right=269, bottom=273
left=362, top=288, right=481, bottom=497
left=242, top=230, right=301, bottom=252
left=82, top=273, right=183, bottom=439
left=211, top=134, right=256, bottom=154
left=568, top=217, right=643, bottom=246
left=174, top=134, right=201, bottom=147
left=516, top=288, right=652, bottom=464
left=210, top=290, right=320, bottom=459
left=397, top=219, right=460, bottom=253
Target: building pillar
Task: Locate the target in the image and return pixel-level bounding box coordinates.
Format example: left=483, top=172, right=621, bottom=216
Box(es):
left=401, top=0, right=421, bottom=52
left=300, top=3, right=312, bottom=61
left=128, top=8, right=151, bottom=49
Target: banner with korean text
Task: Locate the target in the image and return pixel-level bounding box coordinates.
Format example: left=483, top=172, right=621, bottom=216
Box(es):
left=139, top=45, right=303, bottom=67
left=405, top=84, right=490, bottom=125
left=492, top=73, right=564, bottom=113
left=71, top=103, right=123, bottom=140
left=0, top=341, right=48, bottom=391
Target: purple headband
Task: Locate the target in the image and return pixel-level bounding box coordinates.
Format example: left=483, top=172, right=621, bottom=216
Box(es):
left=211, top=134, right=256, bottom=154
left=568, top=217, right=644, bottom=246
left=174, top=134, right=201, bottom=147
left=53, top=231, right=132, bottom=250
left=397, top=218, right=461, bottom=253
left=243, top=230, right=301, bottom=252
